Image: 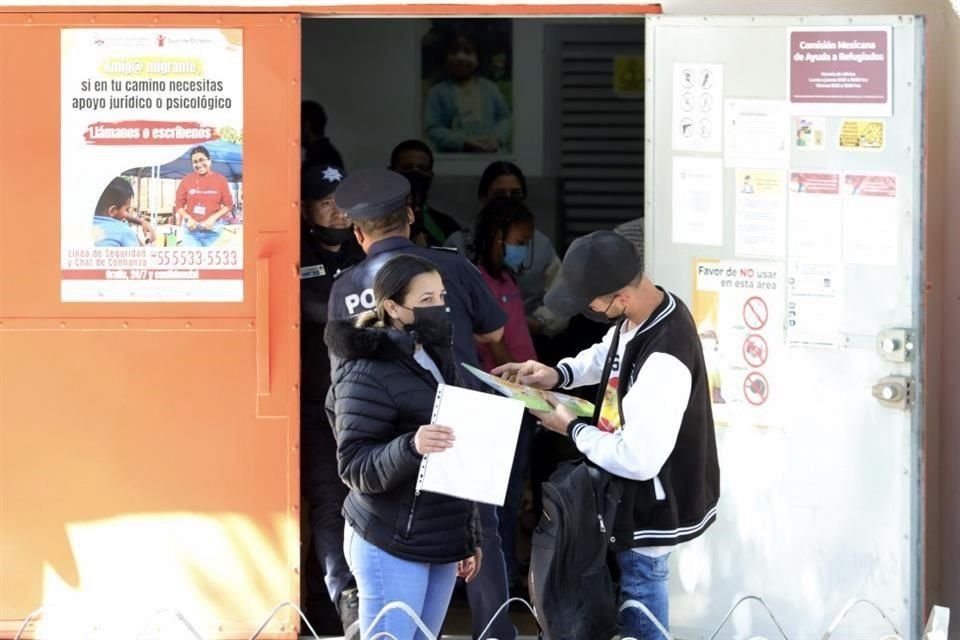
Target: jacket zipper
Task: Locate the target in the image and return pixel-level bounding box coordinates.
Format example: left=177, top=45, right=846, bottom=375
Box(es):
left=405, top=491, right=420, bottom=538
left=400, top=350, right=441, bottom=539
left=598, top=513, right=607, bottom=533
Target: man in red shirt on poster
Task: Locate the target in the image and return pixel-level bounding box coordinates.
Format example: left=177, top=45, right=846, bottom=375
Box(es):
left=175, top=145, right=235, bottom=247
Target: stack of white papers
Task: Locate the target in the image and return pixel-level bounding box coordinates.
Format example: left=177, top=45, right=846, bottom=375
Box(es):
left=416, top=384, right=524, bottom=506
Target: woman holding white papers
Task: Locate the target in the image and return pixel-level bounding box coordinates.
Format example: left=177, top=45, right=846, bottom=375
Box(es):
left=325, top=254, right=483, bottom=640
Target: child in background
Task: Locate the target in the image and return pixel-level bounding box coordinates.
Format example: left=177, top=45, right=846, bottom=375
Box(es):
left=471, top=196, right=538, bottom=594
left=472, top=197, right=538, bottom=370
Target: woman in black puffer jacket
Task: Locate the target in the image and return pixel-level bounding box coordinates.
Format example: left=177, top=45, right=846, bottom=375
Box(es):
left=325, top=254, right=482, bottom=640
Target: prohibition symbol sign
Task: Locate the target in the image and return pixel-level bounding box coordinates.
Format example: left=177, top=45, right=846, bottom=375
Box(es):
left=743, top=371, right=769, bottom=406
left=743, top=296, right=768, bottom=330
left=742, top=334, right=768, bottom=368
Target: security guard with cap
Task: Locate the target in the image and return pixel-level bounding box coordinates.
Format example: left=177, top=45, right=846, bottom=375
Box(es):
left=327, top=168, right=518, bottom=640
left=299, top=163, right=365, bottom=639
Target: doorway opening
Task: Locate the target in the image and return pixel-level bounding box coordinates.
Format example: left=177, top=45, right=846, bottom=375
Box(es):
left=299, top=14, right=646, bottom=636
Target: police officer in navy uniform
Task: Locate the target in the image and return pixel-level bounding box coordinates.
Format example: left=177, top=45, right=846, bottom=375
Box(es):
left=328, top=168, right=518, bottom=640
left=300, top=163, right=365, bottom=639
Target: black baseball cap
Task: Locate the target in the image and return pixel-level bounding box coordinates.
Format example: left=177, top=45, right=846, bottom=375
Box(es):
left=334, top=168, right=410, bottom=221
left=545, top=230, right=641, bottom=317
left=301, top=164, right=346, bottom=201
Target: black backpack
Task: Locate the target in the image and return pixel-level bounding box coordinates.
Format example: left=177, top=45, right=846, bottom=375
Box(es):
left=529, top=460, right=624, bottom=640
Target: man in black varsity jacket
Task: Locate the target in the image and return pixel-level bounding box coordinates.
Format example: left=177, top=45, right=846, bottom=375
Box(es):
left=494, top=230, right=720, bottom=640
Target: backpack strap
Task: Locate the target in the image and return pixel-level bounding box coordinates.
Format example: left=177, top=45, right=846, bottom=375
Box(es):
left=590, top=317, right=626, bottom=425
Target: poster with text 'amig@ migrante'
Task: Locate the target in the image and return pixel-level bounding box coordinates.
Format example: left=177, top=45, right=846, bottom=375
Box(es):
left=61, top=29, right=244, bottom=302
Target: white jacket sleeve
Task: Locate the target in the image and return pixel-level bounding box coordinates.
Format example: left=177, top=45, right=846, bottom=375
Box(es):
left=569, top=352, right=692, bottom=482
left=554, top=324, right=617, bottom=389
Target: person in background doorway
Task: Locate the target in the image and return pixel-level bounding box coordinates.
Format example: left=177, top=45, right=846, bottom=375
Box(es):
left=495, top=231, right=720, bottom=640
left=424, top=27, right=512, bottom=153
left=446, top=161, right=568, bottom=340
left=325, top=254, right=483, bottom=640
left=388, top=139, right=462, bottom=247
left=175, top=145, right=234, bottom=247
left=92, top=177, right=155, bottom=247
left=299, top=163, right=364, bottom=639
left=470, top=196, right=540, bottom=596
left=327, top=168, right=517, bottom=640
left=302, top=100, right=346, bottom=171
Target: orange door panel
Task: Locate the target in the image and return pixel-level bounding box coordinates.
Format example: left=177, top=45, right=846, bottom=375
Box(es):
left=0, top=13, right=302, bottom=640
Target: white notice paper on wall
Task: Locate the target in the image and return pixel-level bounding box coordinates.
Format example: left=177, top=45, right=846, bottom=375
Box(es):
left=724, top=99, right=789, bottom=168
left=673, top=156, right=724, bottom=246
left=787, top=172, right=842, bottom=263
left=842, top=173, right=898, bottom=265
left=416, top=384, right=524, bottom=506
left=787, top=262, right=844, bottom=347
left=734, top=169, right=787, bottom=259
left=672, top=63, right=723, bottom=153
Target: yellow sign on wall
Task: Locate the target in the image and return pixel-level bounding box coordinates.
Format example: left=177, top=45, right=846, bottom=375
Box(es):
left=838, top=119, right=885, bottom=151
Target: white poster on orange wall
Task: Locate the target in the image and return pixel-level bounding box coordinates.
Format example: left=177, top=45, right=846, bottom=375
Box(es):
left=60, top=28, right=244, bottom=302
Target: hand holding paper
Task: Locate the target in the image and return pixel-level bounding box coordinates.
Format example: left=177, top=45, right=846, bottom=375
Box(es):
left=464, top=363, right=595, bottom=418
left=414, top=424, right=455, bottom=455
left=531, top=395, right=578, bottom=435
left=416, top=385, right=524, bottom=505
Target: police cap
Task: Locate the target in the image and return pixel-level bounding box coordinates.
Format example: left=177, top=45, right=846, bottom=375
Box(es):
left=334, top=168, right=410, bottom=221
left=301, top=164, right=345, bottom=201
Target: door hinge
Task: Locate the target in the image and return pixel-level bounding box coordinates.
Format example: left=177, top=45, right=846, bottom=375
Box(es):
left=876, top=327, right=915, bottom=363
left=872, top=375, right=914, bottom=410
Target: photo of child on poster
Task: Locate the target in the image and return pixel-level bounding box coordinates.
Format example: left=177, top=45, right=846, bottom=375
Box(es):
left=421, top=19, right=513, bottom=154
left=92, top=177, right=149, bottom=247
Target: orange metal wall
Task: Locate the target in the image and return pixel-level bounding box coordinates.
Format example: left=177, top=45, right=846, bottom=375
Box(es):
left=0, top=5, right=663, bottom=638
left=0, top=12, right=302, bottom=639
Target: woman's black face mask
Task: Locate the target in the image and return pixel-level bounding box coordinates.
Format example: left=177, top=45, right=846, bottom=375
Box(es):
left=403, top=304, right=453, bottom=347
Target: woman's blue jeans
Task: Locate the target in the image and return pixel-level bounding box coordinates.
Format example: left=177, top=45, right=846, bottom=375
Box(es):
left=344, top=524, right=458, bottom=640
